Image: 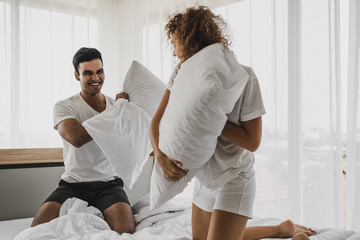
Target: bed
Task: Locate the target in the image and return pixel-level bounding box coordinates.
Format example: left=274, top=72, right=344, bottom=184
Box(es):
left=1, top=201, right=359, bottom=240
left=0, top=150, right=359, bottom=240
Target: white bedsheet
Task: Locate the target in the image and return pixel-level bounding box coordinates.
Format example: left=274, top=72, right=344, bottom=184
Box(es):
left=246, top=218, right=356, bottom=240
left=6, top=196, right=359, bottom=240
left=0, top=218, right=32, bottom=240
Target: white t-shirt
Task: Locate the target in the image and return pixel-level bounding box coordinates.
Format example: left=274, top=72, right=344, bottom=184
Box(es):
left=167, top=64, right=266, bottom=188
left=53, top=93, right=117, bottom=182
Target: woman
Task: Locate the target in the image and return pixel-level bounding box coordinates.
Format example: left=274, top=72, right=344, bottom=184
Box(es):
left=150, top=5, right=315, bottom=240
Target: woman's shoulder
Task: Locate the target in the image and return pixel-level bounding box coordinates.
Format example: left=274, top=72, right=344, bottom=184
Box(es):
left=239, top=64, right=255, bottom=75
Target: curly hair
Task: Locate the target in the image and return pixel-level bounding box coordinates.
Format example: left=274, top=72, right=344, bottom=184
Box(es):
left=165, top=6, right=230, bottom=61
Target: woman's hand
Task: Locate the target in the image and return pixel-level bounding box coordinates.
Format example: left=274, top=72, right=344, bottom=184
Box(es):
left=149, top=89, right=187, bottom=181
left=156, top=151, right=188, bottom=181
left=115, top=92, right=129, bottom=101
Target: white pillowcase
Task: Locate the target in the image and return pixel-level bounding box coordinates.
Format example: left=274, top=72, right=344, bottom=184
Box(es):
left=150, top=43, right=249, bottom=210
left=123, top=61, right=166, bottom=117
left=150, top=163, right=196, bottom=210
left=83, top=61, right=165, bottom=189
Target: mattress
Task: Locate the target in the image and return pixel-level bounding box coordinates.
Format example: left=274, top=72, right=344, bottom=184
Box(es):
left=0, top=217, right=32, bottom=240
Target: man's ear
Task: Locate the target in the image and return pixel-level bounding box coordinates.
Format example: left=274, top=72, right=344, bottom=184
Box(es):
left=74, top=71, right=80, bottom=81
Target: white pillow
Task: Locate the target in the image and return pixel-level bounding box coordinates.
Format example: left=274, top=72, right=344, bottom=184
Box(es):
left=150, top=43, right=249, bottom=210
left=150, top=163, right=196, bottom=210
left=83, top=61, right=165, bottom=189
left=123, top=60, right=166, bottom=117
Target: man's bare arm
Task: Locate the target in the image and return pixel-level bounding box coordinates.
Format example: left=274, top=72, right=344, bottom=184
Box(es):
left=57, top=118, right=92, bottom=148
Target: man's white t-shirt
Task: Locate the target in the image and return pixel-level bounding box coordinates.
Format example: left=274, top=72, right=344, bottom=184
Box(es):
left=167, top=64, right=266, bottom=188
left=53, top=93, right=117, bottom=182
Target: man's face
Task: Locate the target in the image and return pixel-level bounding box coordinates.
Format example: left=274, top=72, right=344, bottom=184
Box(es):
left=75, top=58, right=104, bottom=97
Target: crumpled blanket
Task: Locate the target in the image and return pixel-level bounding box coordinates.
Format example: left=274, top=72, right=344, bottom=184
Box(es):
left=133, top=194, right=191, bottom=231
left=14, top=197, right=192, bottom=240
left=14, top=198, right=113, bottom=240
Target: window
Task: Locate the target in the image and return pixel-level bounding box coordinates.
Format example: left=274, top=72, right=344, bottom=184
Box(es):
left=0, top=0, right=97, bottom=148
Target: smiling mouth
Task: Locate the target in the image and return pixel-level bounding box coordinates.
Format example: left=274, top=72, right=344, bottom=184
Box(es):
left=89, top=81, right=101, bottom=86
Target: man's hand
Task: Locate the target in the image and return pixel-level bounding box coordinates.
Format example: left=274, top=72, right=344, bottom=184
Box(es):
left=116, top=92, right=129, bottom=101
left=156, top=152, right=188, bottom=181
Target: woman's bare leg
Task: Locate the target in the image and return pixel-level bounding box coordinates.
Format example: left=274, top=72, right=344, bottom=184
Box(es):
left=207, top=209, right=248, bottom=240
left=192, top=202, right=315, bottom=240
left=192, top=203, right=212, bottom=240
left=292, top=233, right=311, bottom=240
left=243, top=225, right=279, bottom=240
left=243, top=219, right=316, bottom=240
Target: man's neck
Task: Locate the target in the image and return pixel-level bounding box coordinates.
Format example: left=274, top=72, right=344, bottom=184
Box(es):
left=80, top=92, right=106, bottom=113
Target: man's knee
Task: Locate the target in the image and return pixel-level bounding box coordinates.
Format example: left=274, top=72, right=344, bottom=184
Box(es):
left=103, top=202, right=135, bottom=235
left=31, top=201, right=61, bottom=227
left=113, top=221, right=135, bottom=235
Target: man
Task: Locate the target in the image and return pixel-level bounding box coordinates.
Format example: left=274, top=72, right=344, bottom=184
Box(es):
left=31, top=47, right=134, bottom=235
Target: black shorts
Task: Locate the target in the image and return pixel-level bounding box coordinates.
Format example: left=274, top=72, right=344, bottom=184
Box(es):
left=44, top=178, right=130, bottom=212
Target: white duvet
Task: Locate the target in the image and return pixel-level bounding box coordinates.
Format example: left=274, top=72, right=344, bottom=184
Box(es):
left=13, top=195, right=359, bottom=240
left=14, top=196, right=192, bottom=240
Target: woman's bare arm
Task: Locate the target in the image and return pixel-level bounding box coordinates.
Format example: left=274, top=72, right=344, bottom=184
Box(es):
left=150, top=89, right=188, bottom=181
left=221, top=117, right=262, bottom=152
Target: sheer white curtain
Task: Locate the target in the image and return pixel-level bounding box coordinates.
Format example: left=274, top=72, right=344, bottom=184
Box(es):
left=216, top=0, right=343, bottom=228
left=0, top=0, right=98, bottom=148
left=346, top=0, right=360, bottom=231
left=96, top=0, right=143, bottom=96
left=97, top=0, right=209, bottom=92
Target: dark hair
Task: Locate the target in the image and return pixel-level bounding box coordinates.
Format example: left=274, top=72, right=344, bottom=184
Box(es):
left=72, top=47, right=103, bottom=74
left=165, top=5, right=230, bottom=60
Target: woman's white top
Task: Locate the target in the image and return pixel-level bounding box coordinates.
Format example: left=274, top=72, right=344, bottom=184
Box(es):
left=167, top=60, right=265, bottom=189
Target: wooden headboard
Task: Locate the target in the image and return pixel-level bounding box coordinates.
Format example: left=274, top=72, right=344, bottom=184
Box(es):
left=0, top=148, right=153, bottom=221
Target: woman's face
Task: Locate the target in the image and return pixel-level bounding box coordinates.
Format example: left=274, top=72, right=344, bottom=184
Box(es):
left=171, top=35, right=186, bottom=63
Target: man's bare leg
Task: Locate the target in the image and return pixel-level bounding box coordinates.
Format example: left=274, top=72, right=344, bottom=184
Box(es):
left=31, top=201, right=61, bottom=227
left=102, top=202, right=135, bottom=235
